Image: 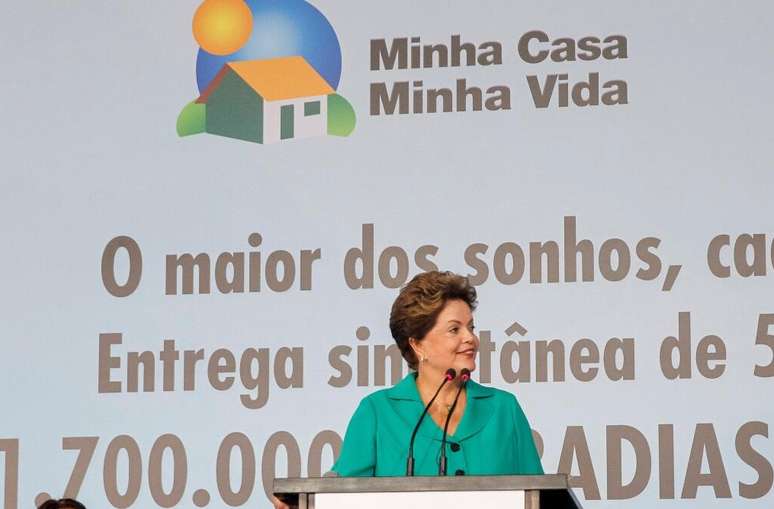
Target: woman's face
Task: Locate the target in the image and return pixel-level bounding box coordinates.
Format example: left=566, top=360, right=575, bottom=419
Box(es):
left=412, top=299, right=479, bottom=377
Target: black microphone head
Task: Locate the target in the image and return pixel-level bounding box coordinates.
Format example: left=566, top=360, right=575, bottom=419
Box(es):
left=460, top=368, right=471, bottom=381
left=444, top=368, right=457, bottom=381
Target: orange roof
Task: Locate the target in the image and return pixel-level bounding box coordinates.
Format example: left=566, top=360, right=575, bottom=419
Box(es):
left=227, top=56, right=334, bottom=101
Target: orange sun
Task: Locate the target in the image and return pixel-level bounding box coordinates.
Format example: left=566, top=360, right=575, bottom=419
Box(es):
left=193, top=0, right=253, bottom=56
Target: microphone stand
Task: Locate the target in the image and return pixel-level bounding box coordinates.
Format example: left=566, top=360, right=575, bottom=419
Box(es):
left=439, top=368, right=470, bottom=475
left=406, top=368, right=456, bottom=476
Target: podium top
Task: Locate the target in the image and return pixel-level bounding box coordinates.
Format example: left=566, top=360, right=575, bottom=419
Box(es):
left=275, top=474, right=570, bottom=494
left=274, top=474, right=582, bottom=509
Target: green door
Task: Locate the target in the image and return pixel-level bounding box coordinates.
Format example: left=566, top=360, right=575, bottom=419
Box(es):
left=280, top=104, right=294, bottom=140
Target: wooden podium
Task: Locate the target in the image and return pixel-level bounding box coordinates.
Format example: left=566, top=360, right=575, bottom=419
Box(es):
left=274, top=474, right=582, bottom=509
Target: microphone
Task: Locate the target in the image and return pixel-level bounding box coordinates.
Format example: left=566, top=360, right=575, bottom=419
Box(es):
left=406, top=368, right=456, bottom=476
left=439, top=368, right=470, bottom=475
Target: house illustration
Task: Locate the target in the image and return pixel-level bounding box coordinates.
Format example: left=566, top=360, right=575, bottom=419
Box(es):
left=196, top=56, right=334, bottom=144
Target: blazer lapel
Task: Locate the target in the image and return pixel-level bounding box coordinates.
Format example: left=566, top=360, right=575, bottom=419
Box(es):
left=452, top=378, right=495, bottom=441
left=387, top=374, right=497, bottom=442
left=386, top=373, right=432, bottom=435
left=386, top=373, right=445, bottom=440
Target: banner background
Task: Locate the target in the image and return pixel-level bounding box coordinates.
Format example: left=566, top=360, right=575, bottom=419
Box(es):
left=1, top=1, right=772, bottom=507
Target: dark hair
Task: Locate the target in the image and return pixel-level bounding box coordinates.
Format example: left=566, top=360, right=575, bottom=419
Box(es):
left=389, top=271, right=477, bottom=370
left=37, top=499, right=86, bottom=509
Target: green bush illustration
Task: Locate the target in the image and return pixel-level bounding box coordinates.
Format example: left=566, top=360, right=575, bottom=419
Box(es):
left=327, top=94, right=356, bottom=137
left=176, top=101, right=206, bottom=137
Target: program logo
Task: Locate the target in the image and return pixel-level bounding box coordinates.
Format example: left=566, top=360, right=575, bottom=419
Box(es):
left=177, top=0, right=356, bottom=144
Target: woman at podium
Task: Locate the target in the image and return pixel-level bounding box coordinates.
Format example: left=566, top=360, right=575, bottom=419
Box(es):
left=331, top=271, right=543, bottom=477
left=272, top=271, right=543, bottom=507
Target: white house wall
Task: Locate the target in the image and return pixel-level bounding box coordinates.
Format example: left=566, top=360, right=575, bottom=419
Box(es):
left=262, top=94, right=328, bottom=144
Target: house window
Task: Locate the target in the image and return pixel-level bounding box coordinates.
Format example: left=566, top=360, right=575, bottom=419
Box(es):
left=304, top=101, right=321, bottom=116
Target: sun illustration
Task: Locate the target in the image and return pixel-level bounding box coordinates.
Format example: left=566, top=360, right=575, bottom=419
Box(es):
left=193, top=0, right=253, bottom=55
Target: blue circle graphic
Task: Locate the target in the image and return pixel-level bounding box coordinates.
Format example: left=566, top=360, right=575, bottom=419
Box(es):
left=195, top=0, right=342, bottom=93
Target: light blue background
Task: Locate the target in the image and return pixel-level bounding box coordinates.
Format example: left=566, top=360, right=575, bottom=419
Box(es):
left=1, top=1, right=772, bottom=507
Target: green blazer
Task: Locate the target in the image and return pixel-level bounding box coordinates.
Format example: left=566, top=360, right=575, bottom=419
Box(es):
left=332, top=373, right=544, bottom=476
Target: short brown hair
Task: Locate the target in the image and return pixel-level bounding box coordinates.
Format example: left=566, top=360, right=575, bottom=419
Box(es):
left=38, top=499, right=86, bottom=509
left=389, top=271, right=477, bottom=370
